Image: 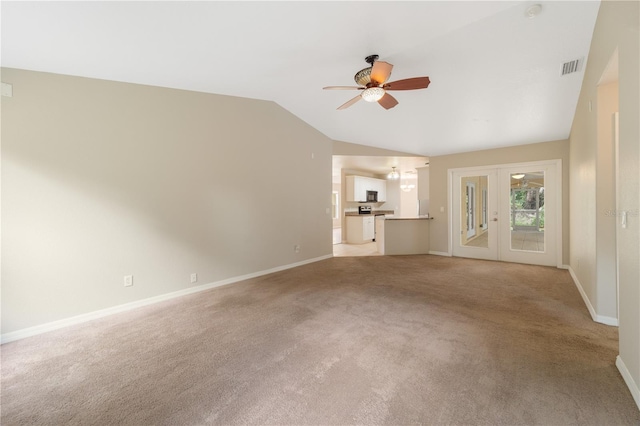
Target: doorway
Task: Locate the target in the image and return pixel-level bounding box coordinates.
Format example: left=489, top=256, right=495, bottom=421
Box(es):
left=451, top=160, right=561, bottom=267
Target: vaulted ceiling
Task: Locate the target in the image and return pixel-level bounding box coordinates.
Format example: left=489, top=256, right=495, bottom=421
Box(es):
left=1, top=1, right=600, bottom=156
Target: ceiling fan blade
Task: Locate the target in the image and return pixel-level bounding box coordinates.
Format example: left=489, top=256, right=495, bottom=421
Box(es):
left=370, top=61, right=393, bottom=85
left=378, top=93, right=398, bottom=110
left=337, top=95, right=362, bottom=110
left=323, top=86, right=364, bottom=90
left=384, top=76, right=431, bottom=91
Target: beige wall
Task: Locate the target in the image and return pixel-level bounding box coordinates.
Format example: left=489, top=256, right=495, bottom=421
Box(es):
left=1, top=68, right=333, bottom=334
left=333, top=140, right=420, bottom=157
left=569, top=0, right=639, bottom=404
left=428, top=139, right=570, bottom=262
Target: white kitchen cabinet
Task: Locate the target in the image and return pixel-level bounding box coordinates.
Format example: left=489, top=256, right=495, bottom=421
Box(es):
left=345, top=176, right=364, bottom=202
left=346, top=215, right=375, bottom=244
left=345, top=176, right=387, bottom=202
left=374, top=179, right=387, bottom=202
left=363, top=216, right=375, bottom=240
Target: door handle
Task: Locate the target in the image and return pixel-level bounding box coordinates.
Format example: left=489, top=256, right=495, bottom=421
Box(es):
left=492, top=218, right=498, bottom=221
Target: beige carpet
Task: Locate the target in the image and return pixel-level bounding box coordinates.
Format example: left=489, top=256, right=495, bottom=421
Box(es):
left=2, top=255, right=639, bottom=425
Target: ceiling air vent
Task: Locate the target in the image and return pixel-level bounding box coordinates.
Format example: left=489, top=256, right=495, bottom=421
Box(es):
left=561, top=58, right=583, bottom=76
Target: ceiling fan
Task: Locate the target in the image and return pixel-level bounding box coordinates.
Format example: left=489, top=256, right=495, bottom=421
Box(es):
left=511, top=173, right=544, bottom=188
left=323, top=54, right=431, bottom=110
left=512, top=179, right=544, bottom=189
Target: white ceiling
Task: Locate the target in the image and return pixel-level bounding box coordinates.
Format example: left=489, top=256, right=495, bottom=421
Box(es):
left=1, top=1, right=600, bottom=157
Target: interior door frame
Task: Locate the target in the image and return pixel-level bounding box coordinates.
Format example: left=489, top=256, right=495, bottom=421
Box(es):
left=448, top=159, right=563, bottom=267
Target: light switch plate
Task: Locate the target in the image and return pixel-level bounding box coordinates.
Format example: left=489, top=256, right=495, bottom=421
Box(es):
left=1, top=83, right=13, bottom=97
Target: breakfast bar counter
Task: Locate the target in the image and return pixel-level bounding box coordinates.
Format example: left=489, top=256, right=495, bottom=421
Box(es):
left=376, top=215, right=432, bottom=255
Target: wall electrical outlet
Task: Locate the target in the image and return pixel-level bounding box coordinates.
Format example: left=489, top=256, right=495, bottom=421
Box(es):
left=294, top=245, right=301, bottom=253
left=124, top=275, right=133, bottom=287
left=190, top=273, right=198, bottom=284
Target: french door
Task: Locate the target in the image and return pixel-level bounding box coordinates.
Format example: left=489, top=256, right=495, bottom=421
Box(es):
left=451, top=161, right=560, bottom=267
left=452, top=169, right=498, bottom=260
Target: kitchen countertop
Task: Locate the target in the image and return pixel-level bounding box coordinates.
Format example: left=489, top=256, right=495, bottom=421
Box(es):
left=380, top=215, right=433, bottom=220
left=345, top=210, right=394, bottom=216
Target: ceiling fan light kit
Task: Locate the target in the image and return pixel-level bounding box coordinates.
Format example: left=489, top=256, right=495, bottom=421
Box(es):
left=323, top=54, right=431, bottom=110
left=362, top=87, right=385, bottom=102
left=354, top=68, right=373, bottom=86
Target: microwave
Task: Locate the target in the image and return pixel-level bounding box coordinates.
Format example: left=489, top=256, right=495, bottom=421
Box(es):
left=366, top=190, right=378, bottom=202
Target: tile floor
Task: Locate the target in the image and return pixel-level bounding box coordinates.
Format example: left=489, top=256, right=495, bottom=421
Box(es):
left=333, top=241, right=381, bottom=257
left=464, top=231, right=489, bottom=248
left=510, top=230, right=545, bottom=251
left=332, top=228, right=341, bottom=245
left=464, top=230, right=544, bottom=252
left=332, top=227, right=381, bottom=257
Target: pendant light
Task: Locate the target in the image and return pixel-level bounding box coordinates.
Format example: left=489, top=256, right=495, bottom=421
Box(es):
left=400, top=181, right=416, bottom=192
left=387, top=167, right=400, bottom=180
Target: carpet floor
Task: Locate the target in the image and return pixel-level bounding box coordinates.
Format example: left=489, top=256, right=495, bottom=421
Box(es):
left=2, top=255, right=639, bottom=425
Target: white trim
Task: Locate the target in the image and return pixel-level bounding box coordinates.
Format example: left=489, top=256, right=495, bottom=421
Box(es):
left=1, top=254, right=333, bottom=344
left=567, top=266, right=619, bottom=326
left=596, top=315, right=618, bottom=326
left=555, top=159, right=563, bottom=268
left=613, top=112, right=620, bottom=322
left=428, top=251, right=451, bottom=257
left=616, top=355, right=640, bottom=411
left=448, top=159, right=560, bottom=174
left=447, top=169, right=453, bottom=257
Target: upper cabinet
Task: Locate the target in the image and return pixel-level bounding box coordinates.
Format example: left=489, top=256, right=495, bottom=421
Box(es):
left=346, top=175, right=387, bottom=202
left=375, top=178, right=387, bottom=203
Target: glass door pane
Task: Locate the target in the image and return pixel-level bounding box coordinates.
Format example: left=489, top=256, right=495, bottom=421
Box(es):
left=461, top=175, right=489, bottom=248
left=510, top=172, right=544, bottom=252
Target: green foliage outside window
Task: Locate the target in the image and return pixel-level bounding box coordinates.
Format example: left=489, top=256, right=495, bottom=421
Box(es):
left=511, top=188, right=544, bottom=229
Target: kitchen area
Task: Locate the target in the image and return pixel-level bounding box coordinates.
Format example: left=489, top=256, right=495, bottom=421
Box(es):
left=332, top=153, right=431, bottom=257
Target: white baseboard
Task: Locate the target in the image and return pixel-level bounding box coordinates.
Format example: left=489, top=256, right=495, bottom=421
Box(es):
left=617, top=355, right=640, bottom=411
left=566, top=266, right=618, bottom=326
left=595, top=315, right=619, bottom=326
left=428, top=251, right=451, bottom=257
left=1, top=254, right=333, bottom=344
